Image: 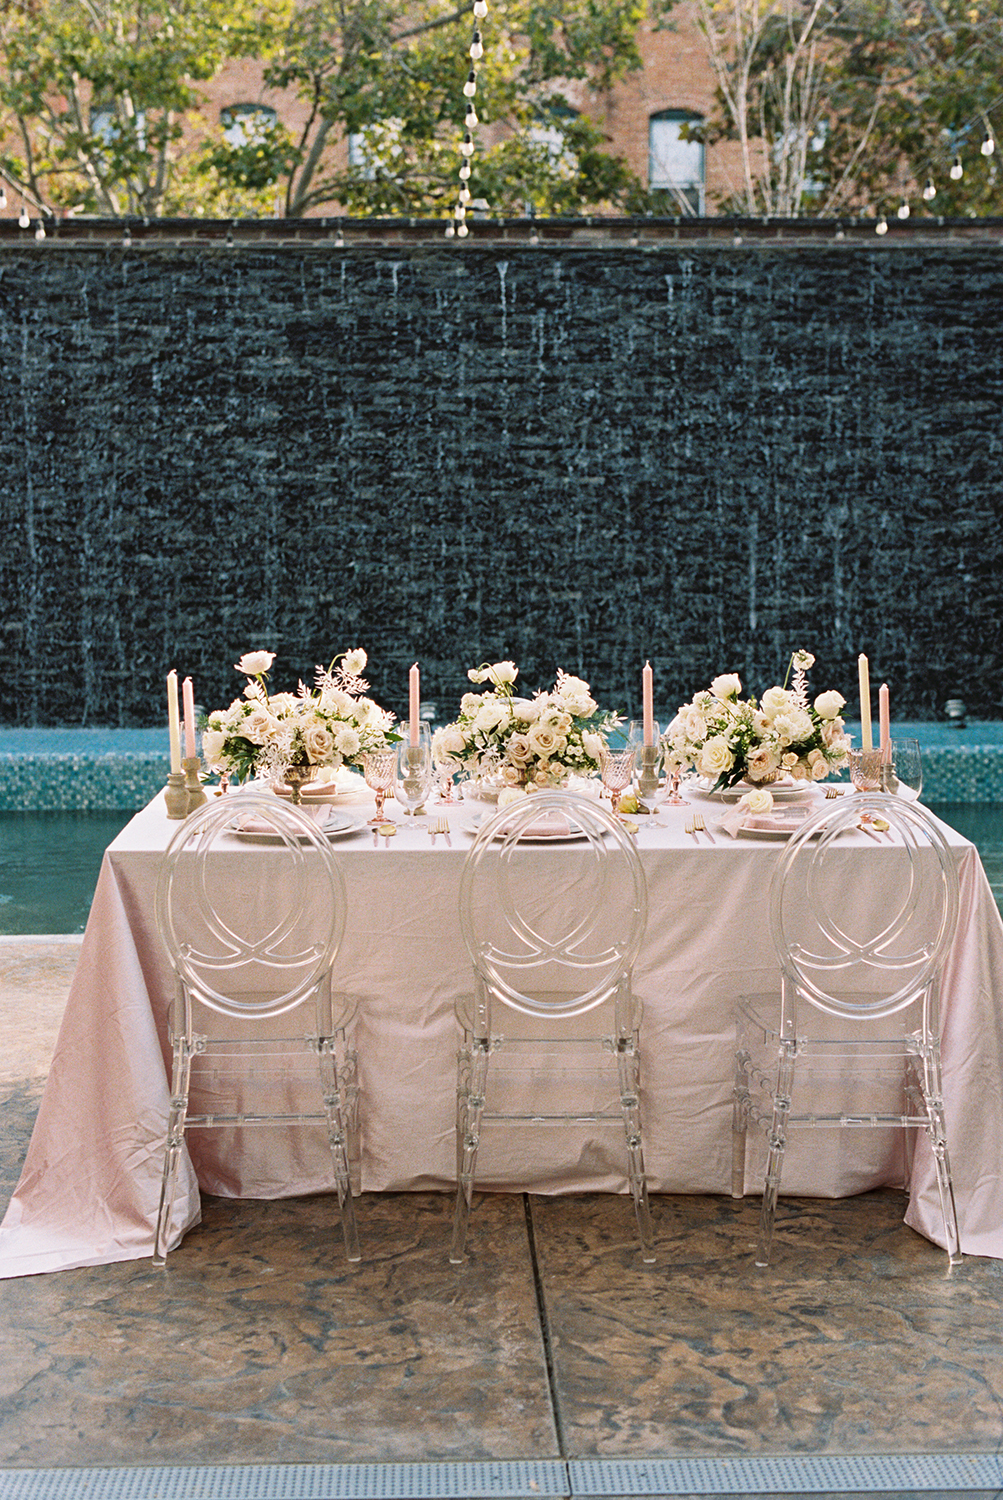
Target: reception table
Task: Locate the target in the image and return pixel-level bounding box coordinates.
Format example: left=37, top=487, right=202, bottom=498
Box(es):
left=3, top=784, right=1003, bottom=1277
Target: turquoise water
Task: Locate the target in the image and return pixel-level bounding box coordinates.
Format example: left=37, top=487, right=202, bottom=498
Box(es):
left=1, top=803, right=1001, bottom=936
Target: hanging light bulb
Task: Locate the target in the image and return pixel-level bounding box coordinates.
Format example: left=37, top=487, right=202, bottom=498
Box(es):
left=457, top=221, right=469, bottom=238
left=445, top=222, right=456, bottom=238
left=463, top=69, right=477, bottom=98
left=465, top=106, right=478, bottom=128
left=875, top=215, right=888, bottom=235
left=0, top=187, right=7, bottom=210
left=460, top=133, right=475, bottom=158
left=18, top=201, right=29, bottom=228
left=981, top=131, right=995, bottom=156
left=34, top=220, right=46, bottom=241
left=459, top=186, right=471, bottom=204
left=459, top=163, right=472, bottom=181
left=897, top=197, right=910, bottom=219
left=922, top=178, right=936, bottom=201
left=455, top=203, right=467, bottom=220
left=469, top=30, right=483, bottom=60
left=473, top=0, right=488, bottom=15
left=950, top=155, right=963, bottom=180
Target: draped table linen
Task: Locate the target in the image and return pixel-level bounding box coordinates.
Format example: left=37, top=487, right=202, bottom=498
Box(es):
left=2, top=788, right=1003, bottom=1277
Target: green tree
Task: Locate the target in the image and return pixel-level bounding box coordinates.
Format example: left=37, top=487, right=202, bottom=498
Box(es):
left=0, top=0, right=275, bottom=216
left=676, top=0, right=1003, bottom=218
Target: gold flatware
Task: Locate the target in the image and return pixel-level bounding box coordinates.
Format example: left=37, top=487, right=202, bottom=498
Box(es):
left=692, top=812, right=714, bottom=843
left=429, top=817, right=452, bottom=847
left=825, top=787, right=845, bottom=799
left=684, top=817, right=699, bottom=843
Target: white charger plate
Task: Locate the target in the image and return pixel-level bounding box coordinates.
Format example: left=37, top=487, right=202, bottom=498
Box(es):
left=230, top=812, right=361, bottom=843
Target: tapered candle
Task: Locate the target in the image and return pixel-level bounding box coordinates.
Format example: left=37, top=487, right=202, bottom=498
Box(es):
left=182, top=676, right=196, bottom=760
left=409, top=663, right=420, bottom=746
left=879, top=682, right=891, bottom=763
left=642, top=661, right=654, bottom=747
left=858, top=654, right=872, bottom=752
left=167, top=670, right=181, bottom=774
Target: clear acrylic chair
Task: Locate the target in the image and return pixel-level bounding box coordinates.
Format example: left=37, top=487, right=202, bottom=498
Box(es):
left=451, top=789, right=654, bottom=1264
left=732, top=792, right=962, bottom=1268
left=153, top=789, right=360, bottom=1267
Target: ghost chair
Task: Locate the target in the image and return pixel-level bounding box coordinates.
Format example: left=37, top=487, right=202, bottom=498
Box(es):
left=451, top=790, right=654, bottom=1264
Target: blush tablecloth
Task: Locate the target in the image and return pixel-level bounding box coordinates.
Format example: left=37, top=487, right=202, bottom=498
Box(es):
left=3, top=787, right=1003, bottom=1277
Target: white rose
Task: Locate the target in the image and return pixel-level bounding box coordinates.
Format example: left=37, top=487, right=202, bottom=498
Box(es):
left=811, top=757, right=832, bottom=780
left=814, top=690, right=845, bottom=720
left=303, top=725, right=335, bottom=763
left=697, top=736, right=735, bottom=778
left=711, top=673, right=742, bottom=700
left=739, top=788, right=773, bottom=815
left=488, top=661, right=518, bottom=686
left=334, top=726, right=361, bottom=757
left=511, top=697, right=541, bottom=723
left=746, top=744, right=781, bottom=780
left=201, top=729, right=228, bottom=766
left=506, top=732, right=533, bottom=764
left=501, top=763, right=526, bottom=786
left=321, top=687, right=355, bottom=717
left=467, top=668, right=486, bottom=684
left=234, top=650, right=275, bottom=676
left=498, top=785, right=528, bottom=807
left=461, top=693, right=483, bottom=715
left=760, top=686, right=791, bottom=721
left=269, top=692, right=298, bottom=715
left=243, top=706, right=277, bottom=744
left=789, top=760, right=810, bottom=781
left=437, top=726, right=467, bottom=756
left=792, top=650, right=815, bottom=671
left=528, top=724, right=564, bottom=757
left=562, top=693, right=596, bottom=717
left=343, top=648, right=367, bottom=675
left=558, top=674, right=591, bottom=699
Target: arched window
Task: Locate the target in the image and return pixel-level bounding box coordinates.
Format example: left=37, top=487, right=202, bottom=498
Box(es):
left=649, top=110, right=704, bottom=216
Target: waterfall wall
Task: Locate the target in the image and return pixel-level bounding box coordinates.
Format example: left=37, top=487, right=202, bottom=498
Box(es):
left=1, top=240, right=1000, bottom=726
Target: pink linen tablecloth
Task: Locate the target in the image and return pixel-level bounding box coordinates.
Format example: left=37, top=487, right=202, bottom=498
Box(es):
left=2, top=786, right=1002, bottom=1276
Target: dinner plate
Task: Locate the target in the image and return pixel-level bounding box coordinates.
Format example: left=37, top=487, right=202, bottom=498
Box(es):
left=691, top=778, right=817, bottom=803
left=230, top=812, right=362, bottom=843
left=470, top=813, right=590, bottom=843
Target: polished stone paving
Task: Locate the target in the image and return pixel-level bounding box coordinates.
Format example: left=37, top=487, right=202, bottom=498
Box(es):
left=3, top=940, right=1003, bottom=1494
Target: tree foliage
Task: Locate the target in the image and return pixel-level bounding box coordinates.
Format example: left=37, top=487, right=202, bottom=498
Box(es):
left=0, top=0, right=647, bottom=218
left=679, top=0, right=1003, bottom=217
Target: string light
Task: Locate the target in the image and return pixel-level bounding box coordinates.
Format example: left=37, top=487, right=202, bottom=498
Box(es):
left=875, top=215, right=888, bottom=235
left=950, top=155, right=964, bottom=180
left=446, top=1, right=488, bottom=239
left=34, top=220, right=45, bottom=241
left=0, top=186, right=6, bottom=210
left=923, top=178, right=936, bottom=201
left=982, top=130, right=996, bottom=156
left=18, top=200, right=29, bottom=228
left=897, top=197, right=910, bottom=219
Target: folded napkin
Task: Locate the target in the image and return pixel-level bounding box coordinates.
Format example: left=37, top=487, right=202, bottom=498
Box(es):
left=235, top=803, right=330, bottom=835
left=718, top=803, right=814, bottom=839
left=496, top=813, right=573, bottom=839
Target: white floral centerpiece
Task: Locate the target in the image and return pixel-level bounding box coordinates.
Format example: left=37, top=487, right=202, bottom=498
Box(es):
left=433, top=660, right=621, bottom=794
left=662, top=650, right=852, bottom=792
left=201, top=648, right=397, bottom=784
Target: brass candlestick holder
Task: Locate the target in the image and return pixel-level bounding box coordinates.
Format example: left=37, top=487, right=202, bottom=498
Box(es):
left=164, top=770, right=189, bottom=820
left=183, top=756, right=207, bottom=812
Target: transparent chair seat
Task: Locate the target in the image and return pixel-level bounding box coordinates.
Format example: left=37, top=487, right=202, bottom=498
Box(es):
left=452, top=790, right=654, bottom=1264
left=153, top=790, right=361, bottom=1266
left=732, top=793, right=962, bottom=1267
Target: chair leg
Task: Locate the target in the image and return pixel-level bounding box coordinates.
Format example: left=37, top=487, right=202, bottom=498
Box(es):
left=451, top=1035, right=489, bottom=1264
left=919, top=1046, right=962, bottom=1266
left=153, top=1036, right=194, bottom=1268
left=319, top=1038, right=361, bottom=1263
left=616, top=1038, right=655, bottom=1263
left=732, top=1044, right=751, bottom=1200
left=756, top=1039, right=795, bottom=1267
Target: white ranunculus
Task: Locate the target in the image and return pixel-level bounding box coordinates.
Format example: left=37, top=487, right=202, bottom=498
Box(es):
left=467, top=667, right=486, bottom=684
left=235, top=650, right=275, bottom=676
left=760, top=686, right=791, bottom=721
left=437, top=726, right=467, bottom=756
left=697, top=736, right=735, bottom=778
left=461, top=692, right=483, bottom=715
left=562, top=693, right=596, bottom=717
left=334, top=726, right=361, bottom=757
left=343, top=648, right=367, bottom=675
left=488, top=661, right=518, bottom=686
left=321, top=687, right=355, bottom=718
left=303, top=725, right=335, bottom=763
left=711, top=673, right=742, bottom=701
left=511, top=696, right=541, bottom=723
left=681, top=706, right=708, bottom=742
left=814, top=690, right=845, bottom=720
left=475, top=700, right=509, bottom=733
left=269, top=692, right=298, bottom=715
left=792, top=649, right=815, bottom=671
left=739, top=787, right=774, bottom=815
left=582, top=731, right=603, bottom=763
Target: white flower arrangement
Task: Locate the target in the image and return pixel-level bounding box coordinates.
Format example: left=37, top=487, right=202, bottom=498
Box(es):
left=662, top=650, right=852, bottom=792
left=201, top=648, right=397, bottom=783
left=433, top=661, right=621, bottom=790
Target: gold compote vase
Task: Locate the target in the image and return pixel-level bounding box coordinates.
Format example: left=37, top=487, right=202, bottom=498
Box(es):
left=282, top=761, right=319, bottom=805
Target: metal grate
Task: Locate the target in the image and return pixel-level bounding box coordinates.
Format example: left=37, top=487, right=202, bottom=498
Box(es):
left=0, top=1462, right=570, bottom=1500
left=569, top=1452, right=1003, bottom=1495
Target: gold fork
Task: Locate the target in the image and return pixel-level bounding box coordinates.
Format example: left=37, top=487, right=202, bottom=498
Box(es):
left=684, top=817, right=699, bottom=842
left=825, top=786, right=845, bottom=799
left=692, top=811, right=714, bottom=843
left=429, top=817, right=452, bottom=847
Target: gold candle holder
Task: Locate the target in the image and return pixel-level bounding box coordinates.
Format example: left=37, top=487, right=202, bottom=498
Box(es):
left=164, top=770, right=189, bottom=819
left=183, top=756, right=207, bottom=812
